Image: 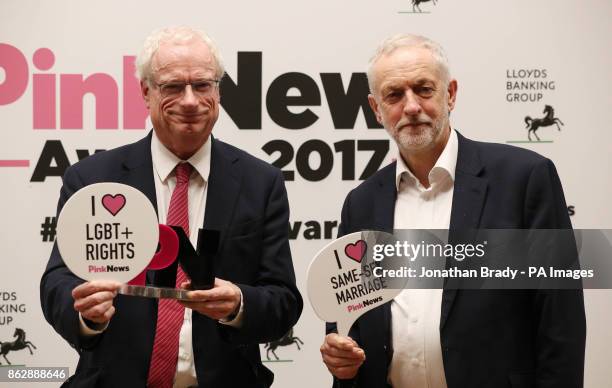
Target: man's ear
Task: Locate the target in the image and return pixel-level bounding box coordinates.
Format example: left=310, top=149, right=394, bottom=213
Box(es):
left=141, top=80, right=151, bottom=109
left=447, top=79, right=458, bottom=112
left=368, top=94, right=383, bottom=125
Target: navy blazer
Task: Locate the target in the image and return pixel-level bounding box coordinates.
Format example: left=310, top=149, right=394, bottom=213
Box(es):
left=40, top=133, right=303, bottom=388
left=329, top=131, right=585, bottom=388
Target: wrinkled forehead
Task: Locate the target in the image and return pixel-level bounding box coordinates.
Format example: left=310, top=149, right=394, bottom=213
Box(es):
left=151, top=39, right=217, bottom=78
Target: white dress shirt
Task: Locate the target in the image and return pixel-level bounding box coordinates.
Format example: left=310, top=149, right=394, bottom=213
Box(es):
left=387, top=130, right=458, bottom=388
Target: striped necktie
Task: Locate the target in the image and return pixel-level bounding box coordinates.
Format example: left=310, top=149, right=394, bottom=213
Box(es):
left=147, top=162, right=193, bottom=388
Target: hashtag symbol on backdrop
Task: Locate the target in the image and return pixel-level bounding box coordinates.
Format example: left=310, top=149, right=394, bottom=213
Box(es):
left=41, top=216, right=57, bottom=242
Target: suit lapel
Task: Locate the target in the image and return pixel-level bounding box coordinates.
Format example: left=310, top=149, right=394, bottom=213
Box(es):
left=203, top=138, right=241, bottom=246
left=118, top=134, right=157, bottom=207
left=373, top=163, right=397, bottom=233
left=117, top=133, right=158, bottom=285
left=441, top=132, right=488, bottom=329
left=367, top=163, right=396, bottom=363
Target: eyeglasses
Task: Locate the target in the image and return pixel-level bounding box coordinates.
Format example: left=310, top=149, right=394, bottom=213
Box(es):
left=153, top=79, right=220, bottom=98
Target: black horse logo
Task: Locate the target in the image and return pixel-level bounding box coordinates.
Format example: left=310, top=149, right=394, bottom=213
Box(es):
left=524, top=105, right=564, bottom=141
left=0, top=328, right=37, bottom=365
left=264, top=328, right=304, bottom=361
left=412, top=0, right=437, bottom=12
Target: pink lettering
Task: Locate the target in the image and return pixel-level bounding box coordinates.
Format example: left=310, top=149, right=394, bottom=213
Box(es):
left=0, top=44, right=149, bottom=130
left=0, top=43, right=29, bottom=105
left=347, top=302, right=364, bottom=313
left=60, top=73, right=118, bottom=129
left=88, top=265, right=107, bottom=273
left=33, top=48, right=56, bottom=129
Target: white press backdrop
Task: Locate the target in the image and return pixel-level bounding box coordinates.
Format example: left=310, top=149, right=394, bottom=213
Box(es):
left=1, top=0, right=611, bottom=386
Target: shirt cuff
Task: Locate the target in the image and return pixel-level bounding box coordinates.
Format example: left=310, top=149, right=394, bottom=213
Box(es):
left=218, top=288, right=244, bottom=328
left=78, top=313, right=109, bottom=336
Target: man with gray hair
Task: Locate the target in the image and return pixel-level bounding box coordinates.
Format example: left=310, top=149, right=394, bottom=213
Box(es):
left=320, top=34, right=585, bottom=387
left=41, top=26, right=302, bottom=387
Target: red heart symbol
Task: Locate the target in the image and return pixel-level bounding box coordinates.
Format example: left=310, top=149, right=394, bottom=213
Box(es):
left=102, top=194, right=126, bottom=216
left=345, top=240, right=367, bottom=263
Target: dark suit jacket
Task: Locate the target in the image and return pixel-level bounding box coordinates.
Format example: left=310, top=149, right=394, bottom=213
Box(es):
left=328, top=131, right=585, bottom=388
left=40, top=133, right=303, bottom=388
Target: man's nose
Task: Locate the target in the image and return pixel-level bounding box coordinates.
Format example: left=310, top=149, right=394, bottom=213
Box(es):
left=180, top=84, right=199, bottom=107
left=402, top=90, right=422, bottom=116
